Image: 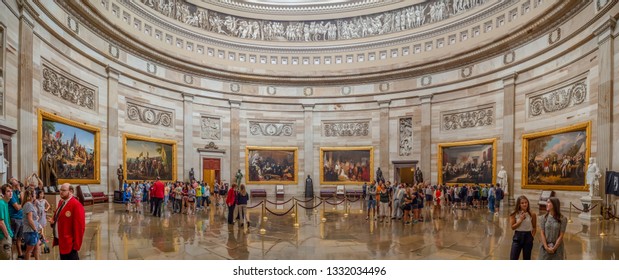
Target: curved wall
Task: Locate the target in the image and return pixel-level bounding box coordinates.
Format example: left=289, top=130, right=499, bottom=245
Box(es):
left=0, top=0, right=617, bottom=209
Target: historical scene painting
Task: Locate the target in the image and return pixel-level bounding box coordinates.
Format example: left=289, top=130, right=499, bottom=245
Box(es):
left=246, top=147, right=297, bottom=184
left=523, top=123, right=589, bottom=189
left=439, top=139, right=496, bottom=185
left=124, top=135, right=176, bottom=182
left=39, top=111, right=99, bottom=184
left=320, top=147, right=373, bottom=184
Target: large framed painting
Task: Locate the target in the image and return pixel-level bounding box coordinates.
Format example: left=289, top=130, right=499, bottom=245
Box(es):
left=522, top=122, right=591, bottom=190
left=245, top=146, right=298, bottom=185
left=123, top=134, right=176, bottom=182
left=438, top=138, right=497, bottom=185
left=38, top=110, right=100, bottom=184
left=320, top=146, right=373, bottom=185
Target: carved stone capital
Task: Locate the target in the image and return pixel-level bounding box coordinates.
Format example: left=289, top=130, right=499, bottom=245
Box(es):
left=323, top=120, right=370, bottom=137
left=126, top=100, right=174, bottom=127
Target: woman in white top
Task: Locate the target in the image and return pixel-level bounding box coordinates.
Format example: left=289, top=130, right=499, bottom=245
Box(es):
left=509, top=195, right=537, bottom=260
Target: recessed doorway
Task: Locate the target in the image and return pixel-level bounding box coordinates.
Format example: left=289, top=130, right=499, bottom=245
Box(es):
left=202, top=158, right=221, bottom=193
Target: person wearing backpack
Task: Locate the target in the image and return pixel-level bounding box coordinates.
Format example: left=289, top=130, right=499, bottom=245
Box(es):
left=495, top=184, right=504, bottom=215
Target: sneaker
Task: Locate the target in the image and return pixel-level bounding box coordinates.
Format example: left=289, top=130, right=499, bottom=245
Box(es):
left=405, top=221, right=411, bottom=225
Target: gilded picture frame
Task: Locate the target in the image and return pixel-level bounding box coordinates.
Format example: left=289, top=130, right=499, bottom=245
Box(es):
left=521, top=122, right=591, bottom=191
left=123, top=134, right=177, bottom=182
left=320, top=146, right=374, bottom=185
left=245, top=146, right=298, bottom=185
left=38, top=110, right=100, bottom=184
left=438, top=138, right=497, bottom=186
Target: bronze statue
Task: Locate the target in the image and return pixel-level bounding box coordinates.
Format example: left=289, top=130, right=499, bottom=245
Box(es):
left=117, top=165, right=124, bottom=191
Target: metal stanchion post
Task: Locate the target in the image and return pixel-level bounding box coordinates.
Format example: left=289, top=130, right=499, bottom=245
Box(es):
left=360, top=196, right=364, bottom=213
left=260, top=202, right=266, bottom=235
left=321, top=199, right=327, bottom=223
left=294, top=201, right=299, bottom=228
left=568, top=203, right=573, bottom=224
left=344, top=197, right=349, bottom=218
left=313, top=196, right=318, bottom=213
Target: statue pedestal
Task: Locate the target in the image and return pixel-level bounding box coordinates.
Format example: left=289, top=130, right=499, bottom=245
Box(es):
left=578, top=196, right=603, bottom=221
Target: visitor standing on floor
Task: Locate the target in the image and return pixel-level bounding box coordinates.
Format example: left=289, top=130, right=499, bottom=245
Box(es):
left=226, top=183, right=237, bottom=224
left=22, top=189, right=41, bottom=260
left=152, top=177, right=165, bottom=217
left=539, top=197, right=567, bottom=260
left=50, top=183, right=85, bottom=260
left=8, top=178, right=24, bottom=259
left=509, top=195, right=537, bottom=260
left=0, top=184, right=14, bottom=260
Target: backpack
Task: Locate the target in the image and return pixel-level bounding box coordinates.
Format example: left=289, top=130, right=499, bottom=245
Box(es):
left=496, top=188, right=504, bottom=200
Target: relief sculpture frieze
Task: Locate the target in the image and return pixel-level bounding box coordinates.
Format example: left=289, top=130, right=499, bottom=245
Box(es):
left=139, top=0, right=489, bottom=42
left=323, top=120, right=370, bottom=137
left=442, top=106, right=494, bottom=131
left=529, top=80, right=587, bottom=117
left=42, top=64, right=97, bottom=111
left=126, top=101, right=173, bottom=127
left=249, top=121, right=293, bottom=137
left=399, top=118, right=412, bottom=156
left=201, top=116, right=221, bottom=140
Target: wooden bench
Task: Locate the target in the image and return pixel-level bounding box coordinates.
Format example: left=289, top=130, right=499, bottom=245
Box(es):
left=92, top=192, right=109, bottom=204
left=320, top=188, right=336, bottom=198
left=250, top=189, right=267, bottom=198
left=538, top=190, right=555, bottom=211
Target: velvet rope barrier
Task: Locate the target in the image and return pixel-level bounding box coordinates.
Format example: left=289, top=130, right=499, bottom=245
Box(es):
left=345, top=196, right=362, bottom=203
left=297, top=200, right=323, bottom=210
left=292, top=197, right=315, bottom=203
left=247, top=200, right=264, bottom=209
left=322, top=198, right=347, bottom=206
left=265, top=197, right=295, bottom=205
left=570, top=202, right=599, bottom=213
left=265, top=204, right=296, bottom=216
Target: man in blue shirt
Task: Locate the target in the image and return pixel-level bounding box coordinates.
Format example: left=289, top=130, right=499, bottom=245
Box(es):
left=0, top=184, right=14, bottom=260
left=8, top=178, right=23, bottom=259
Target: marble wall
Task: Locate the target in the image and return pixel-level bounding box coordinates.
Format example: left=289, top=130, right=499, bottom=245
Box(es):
left=0, top=0, right=616, bottom=210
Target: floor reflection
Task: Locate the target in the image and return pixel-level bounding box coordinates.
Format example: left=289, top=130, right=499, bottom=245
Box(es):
left=36, top=197, right=619, bottom=260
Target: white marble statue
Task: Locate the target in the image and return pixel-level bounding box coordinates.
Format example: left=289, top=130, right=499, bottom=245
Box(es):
left=497, top=165, right=508, bottom=190
left=0, top=139, right=7, bottom=186
left=586, top=157, right=602, bottom=197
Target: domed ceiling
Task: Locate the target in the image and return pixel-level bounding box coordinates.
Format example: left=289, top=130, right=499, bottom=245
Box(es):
left=59, top=0, right=584, bottom=84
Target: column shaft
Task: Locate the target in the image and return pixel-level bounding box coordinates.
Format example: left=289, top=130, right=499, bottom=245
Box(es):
left=303, top=105, right=314, bottom=193
left=419, top=95, right=432, bottom=184
left=107, top=67, right=120, bottom=192
left=503, top=75, right=517, bottom=206
left=18, top=14, right=34, bottom=180
left=183, top=94, right=194, bottom=181
left=229, top=101, right=241, bottom=184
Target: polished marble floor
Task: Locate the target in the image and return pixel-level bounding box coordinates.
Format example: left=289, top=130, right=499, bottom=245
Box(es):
left=32, top=197, right=619, bottom=260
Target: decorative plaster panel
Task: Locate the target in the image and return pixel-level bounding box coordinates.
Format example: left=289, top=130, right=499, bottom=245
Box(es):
left=399, top=117, right=412, bottom=156
left=249, top=121, right=294, bottom=137
left=41, top=63, right=97, bottom=111
left=442, top=105, right=494, bottom=131
left=323, top=120, right=370, bottom=137
left=126, top=101, right=173, bottom=127
left=528, top=79, right=587, bottom=117
left=201, top=116, right=222, bottom=140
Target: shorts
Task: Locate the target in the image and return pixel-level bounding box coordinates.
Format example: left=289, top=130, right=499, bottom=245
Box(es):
left=425, top=194, right=432, bottom=201
left=402, top=204, right=412, bottom=211
left=10, top=218, right=23, bottom=239
left=481, top=197, right=488, bottom=201
left=23, top=232, right=39, bottom=246
left=367, top=199, right=376, bottom=209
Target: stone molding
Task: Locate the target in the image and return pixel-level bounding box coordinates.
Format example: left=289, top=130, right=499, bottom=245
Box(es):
left=126, top=100, right=173, bottom=127
left=323, top=120, right=370, bottom=137
left=441, top=105, right=494, bottom=131
left=201, top=116, right=222, bottom=140
left=399, top=117, right=412, bottom=156
left=41, top=63, right=97, bottom=111
left=528, top=79, right=587, bottom=117
left=249, top=121, right=294, bottom=137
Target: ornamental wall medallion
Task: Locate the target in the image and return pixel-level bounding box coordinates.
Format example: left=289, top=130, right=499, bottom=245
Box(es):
left=230, top=83, right=240, bottom=93
left=201, top=116, right=221, bottom=140
left=442, top=105, right=494, bottom=131
left=41, top=63, right=97, bottom=111
left=461, top=66, right=473, bottom=78
left=503, top=51, right=515, bottom=64
left=183, top=74, right=193, bottom=84
left=548, top=28, right=561, bottom=44
left=126, top=101, right=173, bottom=127
left=421, top=75, right=432, bottom=86
left=341, top=86, right=352, bottom=96
left=67, top=17, right=79, bottom=33
left=249, top=121, right=294, bottom=137
left=109, top=44, right=119, bottom=58
left=399, top=118, right=413, bottom=156
left=379, top=82, right=390, bottom=92
left=303, top=87, right=313, bottom=96
left=267, top=86, right=276, bottom=95
left=323, top=120, right=370, bottom=137
left=528, top=79, right=587, bottom=117
left=146, top=62, right=157, bottom=74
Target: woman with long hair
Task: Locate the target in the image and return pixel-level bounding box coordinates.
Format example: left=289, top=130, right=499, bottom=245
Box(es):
left=539, top=197, right=567, bottom=260
left=509, top=195, right=537, bottom=260
left=21, top=190, right=41, bottom=260
left=235, top=184, right=249, bottom=225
